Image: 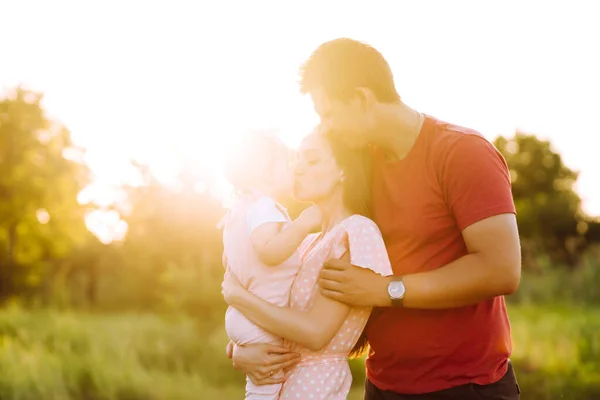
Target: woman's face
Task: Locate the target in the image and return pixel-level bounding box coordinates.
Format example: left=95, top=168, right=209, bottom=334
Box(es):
left=293, top=133, right=343, bottom=202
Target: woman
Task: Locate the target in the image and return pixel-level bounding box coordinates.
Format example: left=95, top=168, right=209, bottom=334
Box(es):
left=222, top=128, right=393, bottom=399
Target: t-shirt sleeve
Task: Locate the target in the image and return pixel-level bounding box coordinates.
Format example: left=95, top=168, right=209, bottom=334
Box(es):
left=442, top=135, right=516, bottom=231
left=338, top=217, right=393, bottom=277
left=245, top=197, right=289, bottom=234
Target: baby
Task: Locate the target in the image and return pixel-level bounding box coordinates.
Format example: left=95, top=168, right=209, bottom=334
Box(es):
left=219, top=132, right=321, bottom=400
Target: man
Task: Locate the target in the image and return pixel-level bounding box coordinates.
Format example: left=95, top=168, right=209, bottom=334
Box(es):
left=228, top=38, right=522, bottom=399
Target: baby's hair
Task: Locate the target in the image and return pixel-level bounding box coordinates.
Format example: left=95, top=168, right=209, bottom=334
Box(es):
left=224, top=130, right=289, bottom=194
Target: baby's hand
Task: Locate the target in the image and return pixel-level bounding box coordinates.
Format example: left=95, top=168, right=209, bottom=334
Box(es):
left=296, top=205, right=322, bottom=233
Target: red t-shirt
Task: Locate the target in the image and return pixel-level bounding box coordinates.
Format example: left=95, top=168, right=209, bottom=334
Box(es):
left=366, top=115, right=516, bottom=394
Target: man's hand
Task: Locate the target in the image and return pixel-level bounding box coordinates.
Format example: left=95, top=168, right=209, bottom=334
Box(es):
left=319, top=259, right=392, bottom=307
left=232, top=343, right=300, bottom=385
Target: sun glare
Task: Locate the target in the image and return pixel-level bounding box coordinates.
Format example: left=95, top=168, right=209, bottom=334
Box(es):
left=85, top=210, right=128, bottom=245
left=78, top=121, right=310, bottom=244
left=2, top=1, right=599, bottom=244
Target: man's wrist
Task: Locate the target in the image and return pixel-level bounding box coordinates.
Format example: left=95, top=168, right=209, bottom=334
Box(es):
left=376, top=276, right=395, bottom=307
left=378, top=275, right=407, bottom=307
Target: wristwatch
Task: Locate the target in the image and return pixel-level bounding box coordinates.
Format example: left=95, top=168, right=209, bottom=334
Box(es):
left=387, top=277, right=405, bottom=307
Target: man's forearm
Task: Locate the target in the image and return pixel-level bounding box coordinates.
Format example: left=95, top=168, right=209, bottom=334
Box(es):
left=319, top=215, right=522, bottom=309
left=400, top=253, right=520, bottom=309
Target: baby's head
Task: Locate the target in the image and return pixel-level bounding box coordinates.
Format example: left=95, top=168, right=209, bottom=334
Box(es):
left=224, top=131, right=292, bottom=198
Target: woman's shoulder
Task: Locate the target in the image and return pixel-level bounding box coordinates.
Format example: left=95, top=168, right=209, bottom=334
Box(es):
left=337, top=215, right=392, bottom=276
left=340, top=214, right=382, bottom=234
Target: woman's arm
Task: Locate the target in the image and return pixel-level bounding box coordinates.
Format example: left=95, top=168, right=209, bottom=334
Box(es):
left=223, top=272, right=350, bottom=351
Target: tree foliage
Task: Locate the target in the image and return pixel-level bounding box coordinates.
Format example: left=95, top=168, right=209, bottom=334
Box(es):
left=494, top=132, right=593, bottom=267
left=0, top=86, right=598, bottom=309
left=0, top=88, right=92, bottom=300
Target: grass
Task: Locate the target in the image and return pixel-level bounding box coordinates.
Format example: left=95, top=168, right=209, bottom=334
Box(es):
left=508, top=305, right=600, bottom=399
left=0, top=307, right=243, bottom=400
left=0, top=304, right=598, bottom=399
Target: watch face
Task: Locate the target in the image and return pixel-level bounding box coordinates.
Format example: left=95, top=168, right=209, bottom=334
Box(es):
left=388, top=281, right=405, bottom=299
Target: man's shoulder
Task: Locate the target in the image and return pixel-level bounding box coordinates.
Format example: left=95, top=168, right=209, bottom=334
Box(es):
left=427, top=116, right=495, bottom=158
left=429, top=116, right=486, bottom=145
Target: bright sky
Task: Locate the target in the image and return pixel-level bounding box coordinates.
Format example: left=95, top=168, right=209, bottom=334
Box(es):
left=1, top=0, right=599, bottom=241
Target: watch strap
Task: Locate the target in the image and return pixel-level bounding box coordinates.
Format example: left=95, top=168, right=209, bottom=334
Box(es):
left=391, top=296, right=404, bottom=308
left=390, top=277, right=404, bottom=308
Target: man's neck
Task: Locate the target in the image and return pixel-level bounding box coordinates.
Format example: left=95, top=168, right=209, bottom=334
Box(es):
left=372, top=102, right=423, bottom=162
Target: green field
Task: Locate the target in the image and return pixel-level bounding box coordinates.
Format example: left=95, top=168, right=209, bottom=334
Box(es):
left=0, top=305, right=599, bottom=400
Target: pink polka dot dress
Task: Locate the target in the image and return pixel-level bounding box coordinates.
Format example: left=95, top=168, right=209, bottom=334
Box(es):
left=279, top=215, right=393, bottom=400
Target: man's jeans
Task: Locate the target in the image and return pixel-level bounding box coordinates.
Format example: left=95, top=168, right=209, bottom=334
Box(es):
left=364, top=361, right=520, bottom=400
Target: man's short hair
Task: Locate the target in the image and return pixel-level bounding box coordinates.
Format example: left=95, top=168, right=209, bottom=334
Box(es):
left=299, top=38, right=401, bottom=103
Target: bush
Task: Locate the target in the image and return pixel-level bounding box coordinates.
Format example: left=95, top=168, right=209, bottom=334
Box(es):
left=0, top=306, right=243, bottom=400
left=510, top=252, right=600, bottom=305
left=0, top=304, right=598, bottom=399
left=509, top=305, right=600, bottom=399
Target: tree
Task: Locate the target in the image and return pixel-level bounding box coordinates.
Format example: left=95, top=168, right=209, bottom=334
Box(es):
left=85, top=164, right=227, bottom=313
left=0, top=88, right=92, bottom=300
left=494, top=132, right=586, bottom=267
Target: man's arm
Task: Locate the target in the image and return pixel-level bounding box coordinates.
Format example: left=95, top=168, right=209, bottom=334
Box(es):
left=319, top=213, right=521, bottom=308
left=402, top=213, right=521, bottom=308
left=319, top=134, right=521, bottom=308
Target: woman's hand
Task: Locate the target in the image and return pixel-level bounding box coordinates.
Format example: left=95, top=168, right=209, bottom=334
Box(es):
left=232, top=343, right=301, bottom=385
left=221, top=269, right=246, bottom=306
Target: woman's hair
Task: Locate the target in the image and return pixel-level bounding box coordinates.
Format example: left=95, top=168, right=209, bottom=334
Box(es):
left=224, top=131, right=288, bottom=194
left=321, top=129, right=373, bottom=219
left=321, top=128, right=373, bottom=358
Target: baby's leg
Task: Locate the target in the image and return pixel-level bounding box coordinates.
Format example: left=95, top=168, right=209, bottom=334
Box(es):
left=245, top=372, right=283, bottom=400
left=226, top=308, right=286, bottom=399
left=244, top=331, right=286, bottom=400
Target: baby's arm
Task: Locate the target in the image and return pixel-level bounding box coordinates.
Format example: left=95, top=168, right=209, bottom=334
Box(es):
left=249, top=202, right=321, bottom=266
left=252, top=219, right=312, bottom=266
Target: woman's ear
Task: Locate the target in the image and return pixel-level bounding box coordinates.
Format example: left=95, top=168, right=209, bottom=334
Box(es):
left=340, top=171, right=346, bottom=183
